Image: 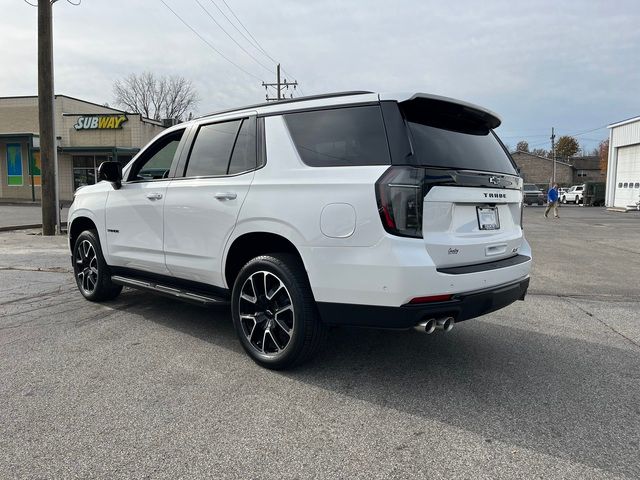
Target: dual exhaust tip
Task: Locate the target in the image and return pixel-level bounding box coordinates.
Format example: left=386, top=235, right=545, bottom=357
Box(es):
left=413, top=317, right=454, bottom=334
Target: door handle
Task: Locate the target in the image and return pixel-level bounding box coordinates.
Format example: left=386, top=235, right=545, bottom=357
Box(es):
left=214, top=192, right=237, bottom=201
left=146, top=192, right=163, bottom=200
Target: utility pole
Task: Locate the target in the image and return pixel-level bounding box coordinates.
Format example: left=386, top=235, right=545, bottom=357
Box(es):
left=262, top=64, right=298, bottom=101
left=38, top=0, right=59, bottom=235
left=551, top=127, right=556, bottom=185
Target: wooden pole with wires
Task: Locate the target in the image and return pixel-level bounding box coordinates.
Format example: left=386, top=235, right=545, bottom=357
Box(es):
left=38, top=0, right=57, bottom=235
left=262, top=64, right=298, bottom=101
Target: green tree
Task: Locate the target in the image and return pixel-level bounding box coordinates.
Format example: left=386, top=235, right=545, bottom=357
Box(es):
left=555, top=135, right=580, bottom=160
left=516, top=140, right=529, bottom=152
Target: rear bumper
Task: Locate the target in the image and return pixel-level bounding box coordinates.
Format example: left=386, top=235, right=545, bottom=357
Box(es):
left=317, top=277, right=529, bottom=328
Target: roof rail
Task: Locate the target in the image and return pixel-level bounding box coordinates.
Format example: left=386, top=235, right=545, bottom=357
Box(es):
left=197, top=90, right=374, bottom=120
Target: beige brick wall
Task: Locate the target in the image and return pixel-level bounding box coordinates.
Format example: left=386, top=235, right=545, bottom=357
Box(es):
left=0, top=97, right=40, bottom=134
left=0, top=96, right=165, bottom=148
left=512, top=152, right=574, bottom=186
left=59, top=154, right=74, bottom=200
left=1, top=95, right=165, bottom=201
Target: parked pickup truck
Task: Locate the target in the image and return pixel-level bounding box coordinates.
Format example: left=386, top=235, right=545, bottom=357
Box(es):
left=523, top=183, right=544, bottom=205
left=562, top=185, right=584, bottom=204
left=561, top=183, right=605, bottom=206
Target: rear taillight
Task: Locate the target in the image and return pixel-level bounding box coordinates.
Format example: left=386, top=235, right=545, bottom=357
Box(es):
left=375, top=166, right=423, bottom=238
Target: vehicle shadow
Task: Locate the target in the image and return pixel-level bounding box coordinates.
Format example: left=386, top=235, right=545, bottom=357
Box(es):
left=107, top=290, right=640, bottom=478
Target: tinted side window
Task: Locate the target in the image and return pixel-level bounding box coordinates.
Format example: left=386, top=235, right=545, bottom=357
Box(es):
left=228, top=117, right=257, bottom=175
left=129, top=129, right=185, bottom=181
left=186, top=120, right=241, bottom=177
left=283, top=106, right=390, bottom=167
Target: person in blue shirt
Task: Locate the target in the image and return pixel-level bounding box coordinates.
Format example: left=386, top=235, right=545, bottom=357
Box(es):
left=544, top=183, right=559, bottom=219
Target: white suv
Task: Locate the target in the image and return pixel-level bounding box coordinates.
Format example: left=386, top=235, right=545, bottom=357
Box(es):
left=68, top=91, right=532, bottom=369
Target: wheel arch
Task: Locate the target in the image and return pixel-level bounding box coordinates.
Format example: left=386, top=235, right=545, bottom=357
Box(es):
left=224, top=232, right=307, bottom=290
left=69, top=216, right=99, bottom=253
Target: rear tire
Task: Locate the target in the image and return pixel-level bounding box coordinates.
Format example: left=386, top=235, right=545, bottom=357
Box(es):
left=231, top=254, right=326, bottom=370
left=73, top=230, right=122, bottom=302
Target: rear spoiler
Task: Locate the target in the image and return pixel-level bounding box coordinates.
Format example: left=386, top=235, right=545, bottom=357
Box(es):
left=379, top=92, right=502, bottom=129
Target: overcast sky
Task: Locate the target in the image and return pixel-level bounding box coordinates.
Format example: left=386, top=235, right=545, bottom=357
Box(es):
left=2, top=0, right=639, bottom=152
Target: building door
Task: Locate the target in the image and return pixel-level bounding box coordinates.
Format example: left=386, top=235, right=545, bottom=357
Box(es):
left=614, top=145, right=640, bottom=208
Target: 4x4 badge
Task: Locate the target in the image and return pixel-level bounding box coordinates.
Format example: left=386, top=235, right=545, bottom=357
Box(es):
left=489, top=176, right=501, bottom=185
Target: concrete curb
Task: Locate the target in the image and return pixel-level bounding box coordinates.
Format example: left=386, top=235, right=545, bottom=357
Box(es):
left=606, top=207, right=639, bottom=213
left=0, top=222, right=67, bottom=233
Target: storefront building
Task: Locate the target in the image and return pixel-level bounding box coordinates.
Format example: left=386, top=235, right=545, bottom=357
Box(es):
left=0, top=94, right=165, bottom=202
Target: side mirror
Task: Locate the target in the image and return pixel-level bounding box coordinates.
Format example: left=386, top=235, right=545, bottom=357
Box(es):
left=98, top=161, right=122, bottom=189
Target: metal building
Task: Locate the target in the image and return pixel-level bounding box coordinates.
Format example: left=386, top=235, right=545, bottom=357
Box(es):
left=606, top=116, right=640, bottom=210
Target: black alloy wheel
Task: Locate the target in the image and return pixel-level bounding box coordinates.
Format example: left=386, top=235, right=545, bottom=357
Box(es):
left=231, top=254, right=326, bottom=369
left=73, top=230, right=122, bottom=301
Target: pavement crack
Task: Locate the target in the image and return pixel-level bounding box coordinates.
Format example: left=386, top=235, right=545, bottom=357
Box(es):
left=0, top=286, right=75, bottom=307
left=528, top=291, right=640, bottom=303
left=564, top=297, right=640, bottom=350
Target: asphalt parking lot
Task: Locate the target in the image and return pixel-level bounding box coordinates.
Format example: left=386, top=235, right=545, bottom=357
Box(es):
left=1, top=206, right=639, bottom=479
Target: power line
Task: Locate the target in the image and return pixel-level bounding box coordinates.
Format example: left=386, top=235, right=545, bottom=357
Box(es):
left=216, top=0, right=306, bottom=96
left=262, top=64, right=298, bottom=101
left=194, top=0, right=274, bottom=73
left=219, top=0, right=277, bottom=64
left=525, top=125, right=608, bottom=149
left=158, top=0, right=264, bottom=82
left=206, top=0, right=275, bottom=65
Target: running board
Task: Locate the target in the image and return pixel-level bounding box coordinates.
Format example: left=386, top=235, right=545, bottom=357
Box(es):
left=111, top=275, right=229, bottom=306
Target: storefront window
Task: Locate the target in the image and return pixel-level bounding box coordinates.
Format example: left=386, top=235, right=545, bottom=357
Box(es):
left=72, top=155, right=108, bottom=190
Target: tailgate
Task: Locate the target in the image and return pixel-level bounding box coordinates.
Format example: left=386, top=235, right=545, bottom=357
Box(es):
left=423, top=186, right=523, bottom=268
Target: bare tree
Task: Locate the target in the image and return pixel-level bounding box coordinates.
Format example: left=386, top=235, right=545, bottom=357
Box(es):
left=516, top=140, right=529, bottom=152
left=531, top=148, right=548, bottom=157
left=113, top=72, right=199, bottom=121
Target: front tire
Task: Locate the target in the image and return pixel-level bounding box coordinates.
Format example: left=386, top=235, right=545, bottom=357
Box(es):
left=73, top=230, right=122, bottom=302
left=231, top=254, right=326, bottom=370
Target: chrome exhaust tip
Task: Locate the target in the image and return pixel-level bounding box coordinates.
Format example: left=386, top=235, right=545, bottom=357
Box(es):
left=413, top=318, right=437, bottom=334
left=435, top=317, right=454, bottom=332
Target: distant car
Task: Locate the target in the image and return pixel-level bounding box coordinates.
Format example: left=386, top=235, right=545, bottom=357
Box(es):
left=558, top=187, right=569, bottom=199
left=523, top=183, right=544, bottom=205
left=562, top=185, right=584, bottom=204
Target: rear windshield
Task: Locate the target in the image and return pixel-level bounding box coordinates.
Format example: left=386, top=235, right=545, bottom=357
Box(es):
left=396, top=99, right=517, bottom=175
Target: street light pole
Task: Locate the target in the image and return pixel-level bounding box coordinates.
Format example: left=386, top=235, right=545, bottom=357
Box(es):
left=551, top=127, right=556, bottom=185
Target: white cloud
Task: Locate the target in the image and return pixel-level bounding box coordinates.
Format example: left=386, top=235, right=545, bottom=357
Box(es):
left=1, top=0, right=638, bottom=150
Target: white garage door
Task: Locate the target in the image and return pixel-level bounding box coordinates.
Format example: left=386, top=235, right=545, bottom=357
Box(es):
left=614, top=144, right=640, bottom=209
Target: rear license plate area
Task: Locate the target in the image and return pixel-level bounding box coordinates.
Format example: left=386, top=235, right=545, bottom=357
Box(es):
left=477, top=206, right=500, bottom=230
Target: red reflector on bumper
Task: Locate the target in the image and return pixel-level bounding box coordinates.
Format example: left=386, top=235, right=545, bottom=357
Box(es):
left=409, top=294, right=453, bottom=304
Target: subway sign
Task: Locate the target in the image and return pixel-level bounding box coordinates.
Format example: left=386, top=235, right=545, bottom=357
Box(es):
left=74, top=114, right=128, bottom=130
